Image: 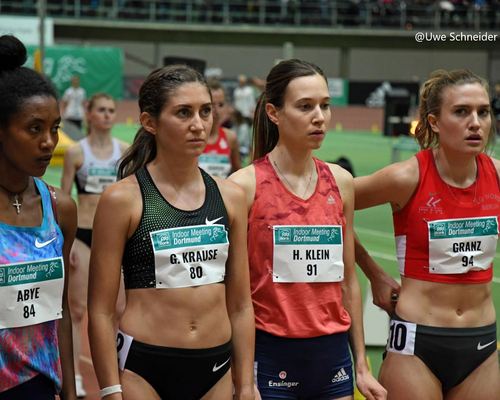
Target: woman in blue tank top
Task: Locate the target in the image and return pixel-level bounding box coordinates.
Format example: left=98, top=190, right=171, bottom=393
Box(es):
left=0, top=35, right=78, bottom=399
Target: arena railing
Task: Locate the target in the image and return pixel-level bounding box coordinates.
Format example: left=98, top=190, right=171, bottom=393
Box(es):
left=1, top=0, right=498, bottom=30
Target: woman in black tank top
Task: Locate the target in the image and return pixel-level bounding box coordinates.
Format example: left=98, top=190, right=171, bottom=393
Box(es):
left=88, top=65, right=255, bottom=400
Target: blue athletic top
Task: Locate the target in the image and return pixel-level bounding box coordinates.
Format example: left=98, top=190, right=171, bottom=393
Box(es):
left=0, top=178, right=64, bottom=393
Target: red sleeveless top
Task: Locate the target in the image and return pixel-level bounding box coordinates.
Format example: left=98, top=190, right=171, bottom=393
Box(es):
left=393, top=149, right=500, bottom=284
left=198, top=127, right=232, bottom=178
left=247, top=155, right=351, bottom=338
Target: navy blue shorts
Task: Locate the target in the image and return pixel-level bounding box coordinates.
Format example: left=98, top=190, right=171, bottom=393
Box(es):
left=255, top=329, right=354, bottom=400
left=0, top=374, right=56, bottom=400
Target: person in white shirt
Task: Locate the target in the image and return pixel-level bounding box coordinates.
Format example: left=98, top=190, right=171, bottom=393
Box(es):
left=233, top=75, right=256, bottom=125
left=62, top=75, right=86, bottom=130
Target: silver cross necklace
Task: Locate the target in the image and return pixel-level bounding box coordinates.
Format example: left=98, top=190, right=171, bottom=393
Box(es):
left=0, top=179, right=30, bottom=214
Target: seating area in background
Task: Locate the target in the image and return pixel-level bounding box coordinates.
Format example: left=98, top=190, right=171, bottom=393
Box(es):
left=2, top=0, right=500, bottom=30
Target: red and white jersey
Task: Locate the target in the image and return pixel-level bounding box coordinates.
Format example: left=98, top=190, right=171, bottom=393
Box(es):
left=199, top=127, right=232, bottom=178
left=393, top=149, right=500, bottom=284
left=247, top=155, right=351, bottom=338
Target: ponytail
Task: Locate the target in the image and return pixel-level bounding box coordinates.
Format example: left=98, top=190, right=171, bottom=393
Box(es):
left=251, top=92, right=279, bottom=161
left=118, top=127, right=157, bottom=179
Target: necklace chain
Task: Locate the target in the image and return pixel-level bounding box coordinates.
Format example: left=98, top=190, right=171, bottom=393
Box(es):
left=0, top=179, right=30, bottom=214
left=270, top=154, right=314, bottom=198
left=445, top=181, right=477, bottom=205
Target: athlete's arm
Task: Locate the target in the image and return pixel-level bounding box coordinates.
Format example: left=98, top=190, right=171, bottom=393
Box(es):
left=54, top=188, right=78, bottom=400
left=88, top=180, right=138, bottom=400
left=60, top=144, right=82, bottom=196
left=333, top=165, right=387, bottom=400
left=354, top=157, right=419, bottom=211
left=355, top=233, right=400, bottom=316
left=227, top=165, right=256, bottom=215
left=217, top=179, right=255, bottom=400
left=353, top=157, right=417, bottom=317
left=224, top=128, right=242, bottom=173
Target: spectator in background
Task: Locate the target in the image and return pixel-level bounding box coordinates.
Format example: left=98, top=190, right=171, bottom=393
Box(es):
left=199, top=80, right=241, bottom=178
left=61, top=92, right=128, bottom=398
left=61, top=75, right=86, bottom=130
left=231, top=109, right=252, bottom=163
left=233, top=74, right=256, bottom=125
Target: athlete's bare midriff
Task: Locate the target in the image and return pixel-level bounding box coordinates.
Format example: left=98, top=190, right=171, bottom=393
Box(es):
left=396, top=275, right=495, bottom=327
left=119, top=284, right=232, bottom=349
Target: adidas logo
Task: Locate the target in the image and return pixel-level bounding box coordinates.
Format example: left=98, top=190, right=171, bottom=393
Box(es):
left=332, top=368, right=349, bottom=383
left=327, top=195, right=336, bottom=204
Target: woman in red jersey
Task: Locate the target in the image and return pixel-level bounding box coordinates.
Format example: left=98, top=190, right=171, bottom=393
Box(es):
left=229, top=59, right=386, bottom=400
left=355, top=69, right=500, bottom=400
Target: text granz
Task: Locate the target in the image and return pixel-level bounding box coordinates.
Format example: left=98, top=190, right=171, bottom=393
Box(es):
left=452, top=241, right=481, bottom=252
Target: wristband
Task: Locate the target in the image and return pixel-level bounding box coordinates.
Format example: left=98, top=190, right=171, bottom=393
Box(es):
left=100, top=384, right=122, bottom=398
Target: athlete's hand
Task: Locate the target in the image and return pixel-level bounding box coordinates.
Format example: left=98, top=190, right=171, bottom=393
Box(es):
left=234, top=383, right=259, bottom=400
left=370, top=268, right=400, bottom=316
left=253, top=383, right=262, bottom=400
left=355, top=370, right=387, bottom=400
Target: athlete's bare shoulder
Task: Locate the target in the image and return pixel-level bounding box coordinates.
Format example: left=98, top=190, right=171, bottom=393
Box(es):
left=227, top=165, right=256, bottom=212
left=212, top=175, right=246, bottom=204
left=100, top=174, right=140, bottom=209
left=228, top=164, right=256, bottom=191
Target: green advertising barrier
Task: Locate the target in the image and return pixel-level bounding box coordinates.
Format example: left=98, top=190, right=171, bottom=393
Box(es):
left=25, top=45, right=123, bottom=100
left=327, top=78, right=348, bottom=107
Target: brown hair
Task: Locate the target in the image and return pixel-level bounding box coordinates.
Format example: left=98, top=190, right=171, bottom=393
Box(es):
left=118, top=64, right=211, bottom=179
left=86, top=92, right=115, bottom=135
left=415, top=69, right=495, bottom=149
left=252, top=59, right=327, bottom=161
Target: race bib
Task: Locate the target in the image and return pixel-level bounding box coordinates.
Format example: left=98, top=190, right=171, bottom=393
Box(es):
left=85, top=166, right=117, bottom=193
left=427, top=217, right=498, bottom=274
left=0, top=257, right=64, bottom=329
left=198, top=154, right=232, bottom=178
left=386, top=319, right=416, bottom=356
left=151, top=223, right=228, bottom=289
left=272, top=225, right=344, bottom=283
left=116, top=329, right=133, bottom=371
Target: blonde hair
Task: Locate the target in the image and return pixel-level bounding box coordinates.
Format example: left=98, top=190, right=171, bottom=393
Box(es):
left=86, top=92, right=115, bottom=135
left=415, top=69, right=495, bottom=149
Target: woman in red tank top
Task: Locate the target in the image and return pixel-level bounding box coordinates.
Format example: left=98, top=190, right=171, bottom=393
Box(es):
left=355, top=70, right=500, bottom=399
left=229, top=59, right=386, bottom=400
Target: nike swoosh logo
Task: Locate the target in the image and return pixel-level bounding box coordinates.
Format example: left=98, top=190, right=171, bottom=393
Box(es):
left=477, top=340, right=496, bottom=351
left=428, top=192, right=439, bottom=196
left=205, top=217, right=223, bottom=225
left=213, top=357, right=230, bottom=372
left=35, top=237, right=57, bottom=248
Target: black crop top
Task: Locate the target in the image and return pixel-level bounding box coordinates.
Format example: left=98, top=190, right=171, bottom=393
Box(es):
left=122, top=167, right=230, bottom=289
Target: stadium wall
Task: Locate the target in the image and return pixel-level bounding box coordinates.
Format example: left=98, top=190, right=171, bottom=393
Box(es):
left=56, top=38, right=491, bottom=83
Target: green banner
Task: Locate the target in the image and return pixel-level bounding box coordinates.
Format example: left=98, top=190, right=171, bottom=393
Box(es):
left=25, top=45, right=123, bottom=100
left=328, top=78, right=348, bottom=107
